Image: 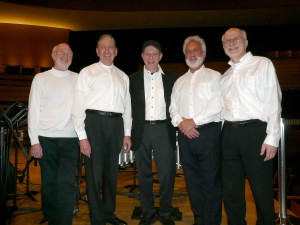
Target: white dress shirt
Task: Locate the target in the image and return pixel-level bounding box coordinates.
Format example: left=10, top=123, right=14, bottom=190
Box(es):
left=72, top=61, right=132, bottom=140
left=221, top=51, right=282, bottom=147
left=144, top=65, right=166, bottom=120
left=28, top=68, right=78, bottom=145
left=169, top=65, right=222, bottom=127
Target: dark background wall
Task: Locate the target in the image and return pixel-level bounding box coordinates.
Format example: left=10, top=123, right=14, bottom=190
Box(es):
left=69, top=25, right=300, bottom=74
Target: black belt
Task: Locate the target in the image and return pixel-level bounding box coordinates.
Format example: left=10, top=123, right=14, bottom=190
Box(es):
left=196, top=121, right=221, bottom=130
left=224, top=119, right=261, bottom=128
left=144, top=119, right=167, bottom=125
left=86, top=109, right=122, bottom=117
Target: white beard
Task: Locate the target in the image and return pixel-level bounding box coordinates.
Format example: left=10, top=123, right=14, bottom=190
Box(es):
left=185, top=56, right=204, bottom=69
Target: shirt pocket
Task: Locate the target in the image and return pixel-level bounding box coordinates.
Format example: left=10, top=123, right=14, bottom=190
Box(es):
left=196, top=83, right=211, bottom=99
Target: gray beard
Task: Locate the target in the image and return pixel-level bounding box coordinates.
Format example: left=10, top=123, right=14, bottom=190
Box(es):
left=185, top=56, right=204, bottom=69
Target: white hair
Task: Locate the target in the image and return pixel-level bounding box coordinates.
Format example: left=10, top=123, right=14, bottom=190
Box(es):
left=183, top=35, right=206, bottom=54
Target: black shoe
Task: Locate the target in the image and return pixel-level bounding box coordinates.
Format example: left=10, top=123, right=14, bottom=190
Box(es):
left=106, top=217, right=127, bottom=225
left=139, top=212, right=157, bottom=225
left=160, top=216, right=175, bottom=225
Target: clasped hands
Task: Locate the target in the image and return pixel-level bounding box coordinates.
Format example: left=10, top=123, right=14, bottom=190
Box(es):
left=178, top=118, right=199, bottom=139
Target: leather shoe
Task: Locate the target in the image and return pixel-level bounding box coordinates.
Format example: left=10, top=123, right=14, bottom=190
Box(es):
left=106, top=217, right=127, bottom=225
left=138, top=212, right=157, bottom=225
left=160, top=216, right=175, bottom=225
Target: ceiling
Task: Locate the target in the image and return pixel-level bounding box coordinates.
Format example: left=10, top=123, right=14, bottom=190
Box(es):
left=1, top=0, right=300, bottom=31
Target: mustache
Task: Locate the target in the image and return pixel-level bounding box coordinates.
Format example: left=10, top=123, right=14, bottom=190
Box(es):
left=188, top=56, right=199, bottom=62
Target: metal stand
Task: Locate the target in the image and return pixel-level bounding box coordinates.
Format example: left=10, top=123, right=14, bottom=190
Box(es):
left=0, top=103, right=39, bottom=224
left=124, top=161, right=140, bottom=192
left=276, top=118, right=300, bottom=225
left=74, top=153, right=87, bottom=216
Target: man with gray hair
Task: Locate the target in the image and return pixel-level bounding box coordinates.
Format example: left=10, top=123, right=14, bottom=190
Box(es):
left=72, top=34, right=131, bottom=225
left=169, top=35, right=222, bottom=225
left=221, top=27, right=281, bottom=225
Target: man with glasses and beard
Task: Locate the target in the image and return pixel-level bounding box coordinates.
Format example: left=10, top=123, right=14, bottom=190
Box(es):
left=169, top=35, right=223, bottom=225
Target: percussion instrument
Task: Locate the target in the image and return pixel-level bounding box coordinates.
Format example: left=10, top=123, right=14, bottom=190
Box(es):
left=118, top=150, right=134, bottom=166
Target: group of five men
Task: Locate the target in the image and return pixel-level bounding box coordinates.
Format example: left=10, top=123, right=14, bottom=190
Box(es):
left=28, top=27, right=282, bottom=225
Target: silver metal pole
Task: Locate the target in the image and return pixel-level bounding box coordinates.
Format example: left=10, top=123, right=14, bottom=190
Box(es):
left=176, top=131, right=181, bottom=169
left=278, top=118, right=288, bottom=224
left=276, top=118, right=300, bottom=225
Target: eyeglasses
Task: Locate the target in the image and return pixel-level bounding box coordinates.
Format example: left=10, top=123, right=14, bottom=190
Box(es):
left=223, top=37, right=243, bottom=45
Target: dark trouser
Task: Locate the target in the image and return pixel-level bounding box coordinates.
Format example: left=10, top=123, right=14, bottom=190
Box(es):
left=135, top=123, right=176, bottom=217
left=84, top=113, right=124, bottom=225
left=39, top=136, right=79, bottom=225
left=222, top=121, right=276, bottom=225
left=178, top=122, right=222, bottom=225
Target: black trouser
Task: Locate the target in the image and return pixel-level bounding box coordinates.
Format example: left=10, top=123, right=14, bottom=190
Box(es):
left=39, top=136, right=79, bottom=225
left=178, top=122, right=222, bottom=225
left=135, top=123, right=176, bottom=217
left=222, top=120, right=276, bottom=225
left=84, top=112, right=124, bottom=225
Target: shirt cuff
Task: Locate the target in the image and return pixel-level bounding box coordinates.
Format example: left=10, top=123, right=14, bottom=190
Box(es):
left=77, top=131, right=87, bottom=140
left=30, top=137, right=40, bottom=145
left=125, top=129, right=131, bottom=137
left=171, top=117, right=182, bottom=127
left=264, top=135, right=279, bottom=148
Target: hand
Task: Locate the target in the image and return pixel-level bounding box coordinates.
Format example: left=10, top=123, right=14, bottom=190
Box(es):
left=185, top=128, right=200, bottom=139
left=178, top=118, right=197, bottom=135
left=122, top=136, right=132, bottom=153
left=260, top=143, right=277, bottom=161
left=80, top=139, right=91, bottom=158
left=31, top=144, right=43, bottom=158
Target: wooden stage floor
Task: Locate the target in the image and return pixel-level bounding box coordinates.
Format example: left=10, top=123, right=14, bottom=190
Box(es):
left=3, top=150, right=299, bottom=225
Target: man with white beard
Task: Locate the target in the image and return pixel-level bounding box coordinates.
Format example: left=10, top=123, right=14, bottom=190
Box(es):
left=169, top=35, right=222, bottom=225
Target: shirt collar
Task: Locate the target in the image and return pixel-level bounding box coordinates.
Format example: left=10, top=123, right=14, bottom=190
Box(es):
left=228, top=51, right=253, bottom=67
left=51, top=68, right=71, bottom=78
left=99, top=61, right=114, bottom=70
left=144, top=65, right=165, bottom=79
left=188, top=64, right=206, bottom=75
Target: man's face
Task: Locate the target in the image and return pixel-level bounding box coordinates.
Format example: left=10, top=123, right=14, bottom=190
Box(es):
left=141, top=46, right=162, bottom=71
left=52, top=44, right=73, bottom=71
left=96, top=37, right=117, bottom=66
left=222, top=28, right=248, bottom=63
left=184, top=40, right=205, bottom=69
